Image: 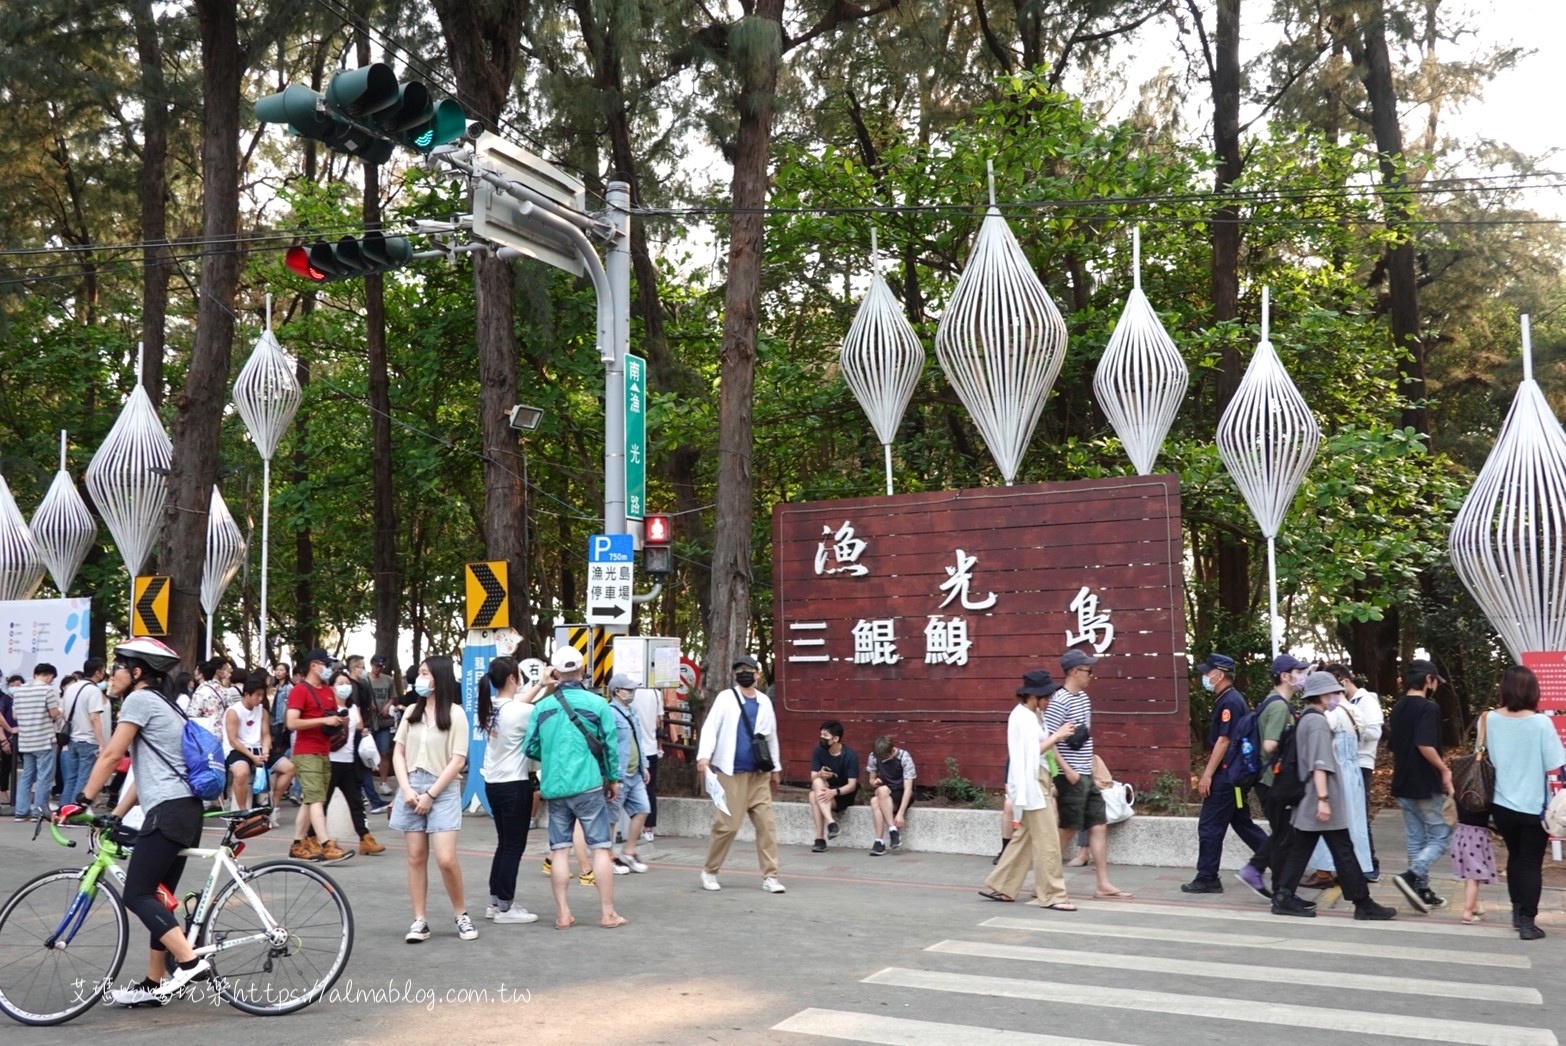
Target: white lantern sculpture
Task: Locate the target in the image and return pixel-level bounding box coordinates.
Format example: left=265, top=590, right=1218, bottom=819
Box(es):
left=1449, top=315, right=1566, bottom=658
left=85, top=346, right=173, bottom=626
left=30, top=430, right=97, bottom=594
left=935, top=161, right=1068, bottom=485
left=232, top=297, right=301, bottom=665
left=840, top=229, right=925, bottom=495
left=1216, top=288, right=1319, bottom=656
left=0, top=469, right=44, bottom=601
left=201, top=485, right=247, bottom=659
left=1093, top=227, right=1189, bottom=475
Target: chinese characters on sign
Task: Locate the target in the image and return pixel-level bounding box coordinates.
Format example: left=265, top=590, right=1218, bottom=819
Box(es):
left=625, top=353, right=646, bottom=520
left=814, top=521, right=868, bottom=576
left=938, top=549, right=996, bottom=610
left=1066, top=585, right=1115, bottom=654
left=924, top=616, right=972, bottom=666
left=852, top=618, right=900, bottom=665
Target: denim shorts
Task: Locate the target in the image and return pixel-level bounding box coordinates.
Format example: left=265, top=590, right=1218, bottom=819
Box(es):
left=610, top=774, right=651, bottom=818
left=547, top=788, right=613, bottom=851
left=389, top=768, right=463, bottom=834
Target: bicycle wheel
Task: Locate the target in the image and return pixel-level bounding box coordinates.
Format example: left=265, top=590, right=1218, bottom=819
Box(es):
left=197, top=860, right=353, bottom=1015
left=0, top=869, right=128, bottom=1026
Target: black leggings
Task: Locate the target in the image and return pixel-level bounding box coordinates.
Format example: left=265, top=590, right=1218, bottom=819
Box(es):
left=324, top=761, right=367, bottom=840
left=645, top=755, right=659, bottom=830
left=1492, top=803, right=1548, bottom=919
left=486, top=778, right=534, bottom=905
left=123, top=797, right=203, bottom=951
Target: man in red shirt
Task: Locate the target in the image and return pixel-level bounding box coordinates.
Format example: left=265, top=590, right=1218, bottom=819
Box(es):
left=287, top=649, right=352, bottom=863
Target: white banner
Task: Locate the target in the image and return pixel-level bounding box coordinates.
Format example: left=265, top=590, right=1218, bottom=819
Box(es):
left=0, top=597, right=93, bottom=678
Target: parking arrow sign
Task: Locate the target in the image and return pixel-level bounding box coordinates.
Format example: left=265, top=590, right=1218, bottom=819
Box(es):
left=586, top=534, right=635, bottom=625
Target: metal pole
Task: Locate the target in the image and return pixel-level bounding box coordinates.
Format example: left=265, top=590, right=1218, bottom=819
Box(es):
left=604, top=180, right=631, bottom=538
left=884, top=444, right=894, bottom=497
left=1267, top=534, right=1279, bottom=657
left=260, top=457, right=270, bottom=666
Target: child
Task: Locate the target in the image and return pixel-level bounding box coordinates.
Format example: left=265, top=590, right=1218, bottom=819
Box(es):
left=1450, top=800, right=1496, bottom=924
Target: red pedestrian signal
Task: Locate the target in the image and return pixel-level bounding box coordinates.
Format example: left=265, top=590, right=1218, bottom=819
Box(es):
left=645, top=514, right=672, bottom=545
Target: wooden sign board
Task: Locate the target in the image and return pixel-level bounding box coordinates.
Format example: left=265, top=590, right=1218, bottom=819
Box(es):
left=770, top=476, right=1189, bottom=791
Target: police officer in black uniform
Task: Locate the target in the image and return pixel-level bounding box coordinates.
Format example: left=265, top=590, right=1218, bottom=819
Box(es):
left=1183, top=653, right=1270, bottom=892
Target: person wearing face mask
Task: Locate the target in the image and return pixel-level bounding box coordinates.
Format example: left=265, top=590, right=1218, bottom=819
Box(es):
left=1233, top=653, right=1308, bottom=899
left=1183, top=653, right=1270, bottom=894
left=605, top=674, right=656, bottom=873
left=1387, top=658, right=1455, bottom=913
left=1299, top=675, right=1373, bottom=891
left=808, top=720, right=860, bottom=852
left=695, top=655, right=785, bottom=894
left=286, top=649, right=354, bottom=864
left=308, top=668, right=385, bottom=856
left=60, top=657, right=111, bottom=807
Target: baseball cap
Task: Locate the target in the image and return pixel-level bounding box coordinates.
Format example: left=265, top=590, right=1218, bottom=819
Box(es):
left=1196, top=653, right=1236, bottom=673
left=1300, top=670, right=1344, bottom=699
left=1270, top=654, right=1310, bottom=675
left=370, top=655, right=388, bottom=668
left=1016, top=669, right=1059, bottom=697
left=305, top=648, right=332, bottom=668
left=1407, top=658, right=1445, bottom=683
left=732, top=654, right=760, bottom=671
left=607, top=673, right=639, bottom=692
left=1061, top=649, right=1099, bottom=672
left=550, top=646, right=584, bottom=672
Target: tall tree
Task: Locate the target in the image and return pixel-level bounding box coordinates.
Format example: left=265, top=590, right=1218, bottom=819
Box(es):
left=128, top=0, right=171, bottom=408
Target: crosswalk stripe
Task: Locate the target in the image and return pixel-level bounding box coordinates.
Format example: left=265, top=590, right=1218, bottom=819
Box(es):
left=980, top=916, right=1531, bottom=969
left=926, top=939, right=1542, bottom=1005
left=772, top=1008, right=1137, bottom=1046
left=863, top=967, right=1557, bottom=1046
left=1065, top=899, right=1517, bottom=938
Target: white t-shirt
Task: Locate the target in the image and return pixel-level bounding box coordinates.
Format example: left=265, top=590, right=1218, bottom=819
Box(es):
left=223, top=701, right=266, bottom=756
left=328, top=704, right=362, bottom=764
left=66, top=680, right=109, bottom=744
left=631, top=688, right=663, bottom=759
left=482, top=698, right=536, bottom=783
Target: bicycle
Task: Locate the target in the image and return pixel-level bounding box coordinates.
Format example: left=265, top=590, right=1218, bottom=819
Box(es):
left=0, top=806, right=354, bottom=1025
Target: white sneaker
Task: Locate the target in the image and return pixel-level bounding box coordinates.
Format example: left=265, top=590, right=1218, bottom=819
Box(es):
left=700, top=871, right=722, bottom=891
left=109, top=979, right=166, bottom=1007
left=619, top=854, right=649, bottom=873
left=377, top=782, right=394, bottom=796
left=612, top=859, right=631, bottom=875
left=494, top=907, right=539, bottom=924
left=484, top=905, right=499, bottom=920
left=154, top=958, right=211, bottom=998
left=761, top=877, right=787, bottom=894
left=640, top=830, right=654, bottom=842
left=406, top=918, right=431, bottom=943
left=455, top=913, right=479, bottom=940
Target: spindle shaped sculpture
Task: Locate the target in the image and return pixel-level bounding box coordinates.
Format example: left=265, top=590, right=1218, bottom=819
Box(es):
left=0, top=471, right=44, bottom=601
left=85, top=354, right=172, bottom=586
left=1449, top=316, right=1566, bottom=658
left=1093, top=228, right=1188, bottom=475
left=1215, top=289, right=1319, bottom=656
left=201, top=485, right=247, bottom=658
left=841, top=231, right=925, bottom=495
left=935, top=166, right=1067, bottom=485
left=30, top=431, right=96, bottom=594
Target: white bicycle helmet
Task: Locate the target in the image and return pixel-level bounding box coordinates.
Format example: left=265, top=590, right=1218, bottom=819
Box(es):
left=114, top=636, right=181, bottom=674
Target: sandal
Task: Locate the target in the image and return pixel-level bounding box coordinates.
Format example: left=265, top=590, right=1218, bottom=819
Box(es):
left=1043, top=902, right=1079, bottom=912
left=600, top=915, right=629, bottom=929
left=1461, top=910, right=1484, bottom=924
left=1093, top=889, right=1134, bottom=899
left=554, top=917, right=576, bottom=930
left=977, top=889, right=1015, bottom=902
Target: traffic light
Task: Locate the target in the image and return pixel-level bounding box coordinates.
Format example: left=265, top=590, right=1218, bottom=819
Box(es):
left=285, top=232, right=412, bottom=283
left=256, top=63, right=467, bottom=165
left=643, top=514, right=673, bottom=576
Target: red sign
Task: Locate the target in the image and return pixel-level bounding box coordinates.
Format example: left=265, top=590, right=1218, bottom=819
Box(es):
left=770, top=476, right=1189, bottom=790
left=1520, top=651, right=1566, bottom=752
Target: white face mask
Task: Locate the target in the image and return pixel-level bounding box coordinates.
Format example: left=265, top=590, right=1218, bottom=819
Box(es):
left=334, top=683, right=353, bottom=699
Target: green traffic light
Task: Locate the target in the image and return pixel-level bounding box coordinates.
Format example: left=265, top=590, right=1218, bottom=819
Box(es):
left=255, top=83, right=337, bottom=140
left=406, top=99, right=468, bottom=151
left=325, top=63, right=400, bottom=117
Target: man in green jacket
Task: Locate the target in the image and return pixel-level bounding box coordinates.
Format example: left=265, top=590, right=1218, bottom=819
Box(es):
left=523, top=646, right=625, bottom=929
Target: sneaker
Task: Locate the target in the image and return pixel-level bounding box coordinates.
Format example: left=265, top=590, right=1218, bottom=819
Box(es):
left=870, top=840, right=886, bottom=856
left=1393, top=871, right=1430, bottom=913
left=578, top=870, right=596, bottom=886
left=1518, top=920, right=1547, bottom=941
left=761, top=876, right=787, bottom=894
left=1271, top=893, right=1317, bottom=918
left=485, top=905, right=499, bottom=920
left=494, top=907, right=539, bottom=924
left=367, top=801, right=391, bottom=816
left=289, top=839, right=322, bottom=862
left=541, top=858, right=552, bottom=876
left=700, top=871, right=722, bottom=892
left=1180, top=877, right=1223, bottom=894
left=1419, top=886, right=1448, bottom=909
left=267, top=809, right=281, bottom=830
left=318, top=840, right=354, bottom=864
left=358, top=833, right=386, bottom=856
left=619, top=854, right=649, bottom=873
left=455, top=913, right=479, bottom=940
left=640, top=830, right=655, bottom=843
left=109, top=978, right=167, bottom=1007
left=826, top=821, right=839, bottom=840
left=1235, top=864, right=1272, bottom=900
left=889, top=828, right=901, bottom=851
left=611, top=860, right=631, bottom=875
left=1354, top=899, right=1398, bottom=921
left=811, top=838, right=827, bottom=853
left=377, top=782, right=394, bottom=796
left=154, top=958, right=211, bottom=998
left=406, top=918, right=431, bottom=943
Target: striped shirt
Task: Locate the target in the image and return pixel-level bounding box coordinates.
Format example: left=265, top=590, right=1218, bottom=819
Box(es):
left=1041, top=686, right=1093, bottom=775
left=10, top=681, right=61, bottom=752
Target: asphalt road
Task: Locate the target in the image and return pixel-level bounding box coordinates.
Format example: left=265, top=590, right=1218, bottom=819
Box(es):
left=1, top=812, right=1561, bottom=1045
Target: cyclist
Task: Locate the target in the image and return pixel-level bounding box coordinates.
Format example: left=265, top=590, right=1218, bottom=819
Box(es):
left=72, top=637, right=212, bottom=1005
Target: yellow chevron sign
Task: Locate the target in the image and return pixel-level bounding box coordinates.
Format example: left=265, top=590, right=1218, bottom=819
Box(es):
left=132, top=575, right=170, bottom=637
left=465, top=561, right=509, bottom=629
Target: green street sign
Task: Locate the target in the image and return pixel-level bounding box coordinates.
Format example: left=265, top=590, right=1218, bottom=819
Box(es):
left=625, top=353, right=646, bottom=521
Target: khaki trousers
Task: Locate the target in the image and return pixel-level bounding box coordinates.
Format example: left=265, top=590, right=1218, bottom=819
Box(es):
left=704, top=771, right=778, bottom=877
left=985, top=801, right=1068, bottom=906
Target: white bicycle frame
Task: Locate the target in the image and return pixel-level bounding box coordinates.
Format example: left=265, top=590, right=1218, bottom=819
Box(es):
left=100, top=844, right=285, bottom=958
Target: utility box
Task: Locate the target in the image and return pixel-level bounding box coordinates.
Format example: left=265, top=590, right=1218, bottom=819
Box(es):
left=612, top=636, right=681, bottom=688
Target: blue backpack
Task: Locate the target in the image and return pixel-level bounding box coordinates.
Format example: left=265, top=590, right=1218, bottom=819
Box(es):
left=141, top=693, right=228, bottom=801
left=1228, top=693, right=1287, bottom=789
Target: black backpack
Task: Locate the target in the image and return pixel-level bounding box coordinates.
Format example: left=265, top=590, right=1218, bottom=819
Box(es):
left=1267, top=706, right=1322, bottom=808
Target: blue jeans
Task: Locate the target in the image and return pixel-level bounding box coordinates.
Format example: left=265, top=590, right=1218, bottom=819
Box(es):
left=1396, top=795, right=1453, bottom=881
left=60, top=741, right=99, bottom=804
left=17, top=748, right=57, bottom=817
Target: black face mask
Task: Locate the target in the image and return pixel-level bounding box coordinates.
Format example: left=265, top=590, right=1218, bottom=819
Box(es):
left=818, top=738, right=832, bottom=750
left=735, top=671, right=756, bottom=688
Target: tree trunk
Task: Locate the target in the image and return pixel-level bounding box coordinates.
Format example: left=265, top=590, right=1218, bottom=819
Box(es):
left=129, top=0, right=169, bottom=409
left=705, top=3, right=785, bottom=687
left=164, top=0, right=241, bottom=668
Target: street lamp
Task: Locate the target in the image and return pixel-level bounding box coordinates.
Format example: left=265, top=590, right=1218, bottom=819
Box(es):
left=507, top=404, right=545, bottom=431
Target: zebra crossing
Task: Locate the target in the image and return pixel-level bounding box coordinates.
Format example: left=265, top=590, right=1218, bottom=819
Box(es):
left=772, top=899, right=1557, bottom=1046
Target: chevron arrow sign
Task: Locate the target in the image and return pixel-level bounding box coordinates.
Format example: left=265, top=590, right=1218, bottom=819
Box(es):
left=464, top=560, right=510, bottom=629
left=132, top=574, right=170, bottom=636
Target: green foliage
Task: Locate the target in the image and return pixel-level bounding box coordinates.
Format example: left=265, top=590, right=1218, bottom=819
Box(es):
left=936, top=756, right=988, bottom=805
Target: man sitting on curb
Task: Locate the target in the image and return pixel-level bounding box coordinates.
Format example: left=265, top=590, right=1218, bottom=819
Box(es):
left=809, top=720, right=859, bottom=852
left=866, top=736, right=916, bottom=855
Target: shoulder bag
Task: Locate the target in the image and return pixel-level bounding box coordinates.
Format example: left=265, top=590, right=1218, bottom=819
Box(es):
left=1450, top=712, right=1495, bottom=814
left=733, top=690, right=775, bottom=773
left=556, top=685, right=612, bottom=785
left=56, top=682, right=87, bottom=749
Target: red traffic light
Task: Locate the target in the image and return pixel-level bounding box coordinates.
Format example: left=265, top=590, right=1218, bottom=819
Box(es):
left=644, top=514, right=672, bottom=545
left=285, top=245, right=327, bottom=282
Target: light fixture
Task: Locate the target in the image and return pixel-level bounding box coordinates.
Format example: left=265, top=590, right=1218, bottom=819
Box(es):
left=507, top=404, right=545, bottom=431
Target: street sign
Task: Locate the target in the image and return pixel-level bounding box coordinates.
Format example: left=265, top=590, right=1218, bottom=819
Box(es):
left=625, top=353, right=646, bottom=521
left=586, top=534, right=634, bottom=625
left=464, top=561, right=509, bottom=629
left=557, top=624, right=614, bottom=687
left=470, top=132, right=587, bottom=277
left=132, top=575, right=170, bottom=637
